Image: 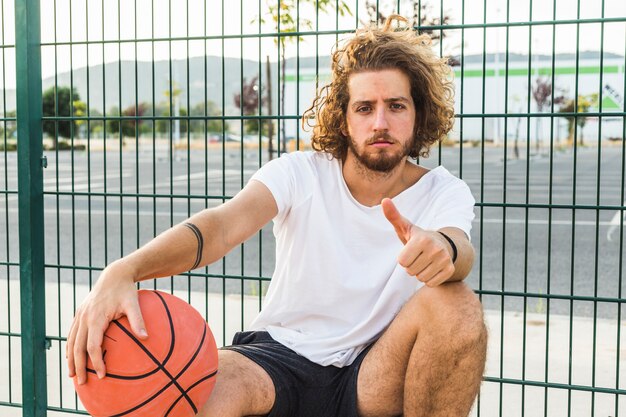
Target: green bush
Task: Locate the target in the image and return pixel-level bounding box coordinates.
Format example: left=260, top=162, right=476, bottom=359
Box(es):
left=0, top=141, right=17, bottom=151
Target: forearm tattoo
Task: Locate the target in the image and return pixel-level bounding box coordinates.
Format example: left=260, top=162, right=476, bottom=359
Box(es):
left=182, top=222, right=204, bottom=270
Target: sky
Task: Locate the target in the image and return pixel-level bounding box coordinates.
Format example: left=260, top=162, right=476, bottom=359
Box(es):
left=0, top=0, right=624, bottom=87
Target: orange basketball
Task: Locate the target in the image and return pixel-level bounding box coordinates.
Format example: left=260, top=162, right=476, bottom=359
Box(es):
left=73, top=289, right=218, bottom=417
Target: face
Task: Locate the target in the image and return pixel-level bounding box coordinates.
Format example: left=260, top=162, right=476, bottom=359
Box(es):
left=344, top=68, right=416, bottom=173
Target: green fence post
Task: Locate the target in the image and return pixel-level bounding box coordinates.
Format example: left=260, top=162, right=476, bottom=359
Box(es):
left=15, top=0, right=47, bottom=416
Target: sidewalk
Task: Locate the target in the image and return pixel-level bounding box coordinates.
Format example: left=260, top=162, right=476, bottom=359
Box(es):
left=1, top=280, right=624, bottom=417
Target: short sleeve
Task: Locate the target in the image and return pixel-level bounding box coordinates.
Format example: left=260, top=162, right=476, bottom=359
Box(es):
left=428, top=178, right=476, bottom=239
left=248, top=152, right=314, bottom=223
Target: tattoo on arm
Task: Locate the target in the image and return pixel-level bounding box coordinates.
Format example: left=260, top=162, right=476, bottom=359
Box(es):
left=183, top=222, right=204, bottom=270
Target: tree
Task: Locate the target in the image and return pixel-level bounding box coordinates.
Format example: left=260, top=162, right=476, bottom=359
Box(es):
left=363, top=0, right=460, bottom=66
left=3, top=110, right=16, bottom=141
left=189, top=100, right=225, bottom=135
left=86, top=108, right=104, bottom=138
left=162, top=80, right=184, bottom=143
left=154, top=105, right=188, bottom=136
left=105, top=106, right=121, bottom=136
left=42, top=86, right=86, bottom=147
left=559, top=93, right=599, bottom=146
left=233, top=75, right=271, bottom=135
left=531, top=77, right=565, bottom=151
left=154, top=101, right=187, bottom=136
left=258, top=0, right=352, bottom=156
left=120, top=102, right=151, bottom=138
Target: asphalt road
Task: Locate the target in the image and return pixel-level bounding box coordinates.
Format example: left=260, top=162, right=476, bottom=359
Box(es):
left=1, top=142, right=625, bottom=318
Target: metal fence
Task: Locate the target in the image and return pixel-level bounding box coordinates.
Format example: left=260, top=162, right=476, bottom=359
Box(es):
left=1, top=0, right=625, bottom=416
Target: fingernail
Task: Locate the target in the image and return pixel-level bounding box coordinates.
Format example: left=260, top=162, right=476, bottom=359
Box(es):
left=97, top=371, right=105, bottom=379
left=139, top=329, right=148, bottom=337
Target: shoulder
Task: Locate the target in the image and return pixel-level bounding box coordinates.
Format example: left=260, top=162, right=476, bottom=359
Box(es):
left=268, top=150, right=334, bottom=166
left=425, top=166, right=466, bottom=186
left=254, top=151, right=339, bottom=190
left=271, top=150, right=339, bottom=175
left=425, top=166, right=474, bottom=202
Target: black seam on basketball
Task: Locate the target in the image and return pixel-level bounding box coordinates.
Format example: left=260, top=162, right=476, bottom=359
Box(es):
left=153, top=291, right=177, bottom=366
left=164, top=322, right=209, bottom=414
left=92, top=292, right=177, bottom=380
left=164, top=370, right=218, bottom=417
left=108, top=378, right=179, bottom=417
left=112, top=320, right=195, bottom=413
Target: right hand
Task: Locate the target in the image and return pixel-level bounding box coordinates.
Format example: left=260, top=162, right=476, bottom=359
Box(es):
left=66, top=261, right=148, bottom=385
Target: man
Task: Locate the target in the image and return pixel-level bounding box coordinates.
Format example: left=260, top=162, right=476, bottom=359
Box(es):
left=67, top=15, right=487, bottom=417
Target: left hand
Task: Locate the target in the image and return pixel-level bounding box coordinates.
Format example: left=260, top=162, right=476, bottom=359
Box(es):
left=382, top=198, right=455, bottom=287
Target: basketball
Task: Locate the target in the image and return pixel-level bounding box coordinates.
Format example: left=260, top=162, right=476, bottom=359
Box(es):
left=73, top=289, right=218, bottom=417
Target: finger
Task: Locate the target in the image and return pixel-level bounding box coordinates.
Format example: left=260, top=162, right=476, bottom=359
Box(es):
left=413, top=262, right=441, bottom=283
left=405, top=245, right=452, bottom=275
left=66, top=315, right=80, bottom=377
left=423, top=264, right=456, bottom=287
left=381, top=198, right=412, bottom=244
left=86, top=324, right=106, bottom=380
left=404, top=254, right=432, bottom=277
left=125, top=296, right=148, bottom=340
left=73, top=322, right=89, bottom=385
left=397, top=233, right=427, bottom=268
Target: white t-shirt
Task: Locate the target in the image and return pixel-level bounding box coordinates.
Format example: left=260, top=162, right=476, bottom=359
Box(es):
left=248, top=151, right=475, bottom=367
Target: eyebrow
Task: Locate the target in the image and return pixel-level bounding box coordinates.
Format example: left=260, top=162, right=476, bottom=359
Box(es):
left=350, top=96, right=412, bottom=110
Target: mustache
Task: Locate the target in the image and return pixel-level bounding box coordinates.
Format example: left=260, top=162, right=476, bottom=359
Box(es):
left=366, top=133, right=397, bottom=145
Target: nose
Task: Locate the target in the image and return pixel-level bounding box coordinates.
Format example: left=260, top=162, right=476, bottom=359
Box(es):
left=372, top=107, right=389, bottom=132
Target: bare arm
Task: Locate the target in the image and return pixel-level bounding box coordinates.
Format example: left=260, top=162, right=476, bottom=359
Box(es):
left=67, top=180, right=277, bottom=384
left=120, top=180, right=277, bottom=282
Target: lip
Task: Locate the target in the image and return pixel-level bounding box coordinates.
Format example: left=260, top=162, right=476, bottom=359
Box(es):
left=371, top=142, right=393, bottom=148
left=369, top=141, right=394, bottom=148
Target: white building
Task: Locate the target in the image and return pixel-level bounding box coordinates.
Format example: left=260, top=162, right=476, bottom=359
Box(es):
left=284, top=52, right=625, bottom=145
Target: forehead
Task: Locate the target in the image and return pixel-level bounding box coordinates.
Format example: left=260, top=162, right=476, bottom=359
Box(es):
left=347, top=69, right=412, bottom=102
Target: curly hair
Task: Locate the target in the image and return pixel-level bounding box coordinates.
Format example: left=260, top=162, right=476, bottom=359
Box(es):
left=303, top=15, right=455, bottom=160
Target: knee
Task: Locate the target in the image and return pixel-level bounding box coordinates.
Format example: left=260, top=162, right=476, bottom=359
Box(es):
left=198, top=350, right=275, bottom=417
left=412, top=282, right=487, bottom=351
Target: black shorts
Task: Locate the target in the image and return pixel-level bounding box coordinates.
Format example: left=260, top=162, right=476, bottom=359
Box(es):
left=221, top=331, right=372, bottom=417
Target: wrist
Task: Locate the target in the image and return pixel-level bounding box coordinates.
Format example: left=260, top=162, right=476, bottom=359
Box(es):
left=437, top=231, right=458, bottom=263
left=106, top=258, right=141, bottom=284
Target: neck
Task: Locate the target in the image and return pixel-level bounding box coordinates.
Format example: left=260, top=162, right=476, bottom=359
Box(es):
left=342, top=153, right=418, bottom=207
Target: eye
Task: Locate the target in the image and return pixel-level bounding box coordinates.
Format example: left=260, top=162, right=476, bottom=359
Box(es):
left=356, top=105, right=372, bottom=113
left=390, top=103, right=406, bottom=110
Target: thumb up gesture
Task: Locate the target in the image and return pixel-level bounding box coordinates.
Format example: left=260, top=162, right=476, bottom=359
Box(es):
left=382, top=198, right=457, bottom=287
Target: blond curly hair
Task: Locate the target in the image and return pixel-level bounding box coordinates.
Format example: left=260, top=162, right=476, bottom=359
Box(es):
left=303, top=15, right=455, bottom=160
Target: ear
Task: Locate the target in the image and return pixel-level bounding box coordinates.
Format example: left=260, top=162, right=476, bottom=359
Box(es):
left=340, top=120, right=349, bottom=138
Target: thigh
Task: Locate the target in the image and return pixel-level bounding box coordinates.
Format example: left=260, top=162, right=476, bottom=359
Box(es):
left=198, top=349, right=275, bottom=417
left=356, top=301, right=417, bottom=417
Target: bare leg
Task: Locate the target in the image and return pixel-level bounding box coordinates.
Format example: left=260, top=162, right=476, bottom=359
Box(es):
left=197, top=350, right=275, bottom=417
left=357, top=282, right=487, bottom=417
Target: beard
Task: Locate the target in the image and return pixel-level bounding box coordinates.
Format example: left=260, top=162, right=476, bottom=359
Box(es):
left=347, top=133, right=413, bottom=173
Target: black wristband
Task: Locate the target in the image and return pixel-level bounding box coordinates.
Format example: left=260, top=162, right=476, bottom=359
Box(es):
left=438, top=231, right=458, bottom=263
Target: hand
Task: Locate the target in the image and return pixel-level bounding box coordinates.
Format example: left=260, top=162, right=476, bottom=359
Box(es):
left=382, top=198, right=455, bottom=287
left=66, top=261, right=147, bottom=385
